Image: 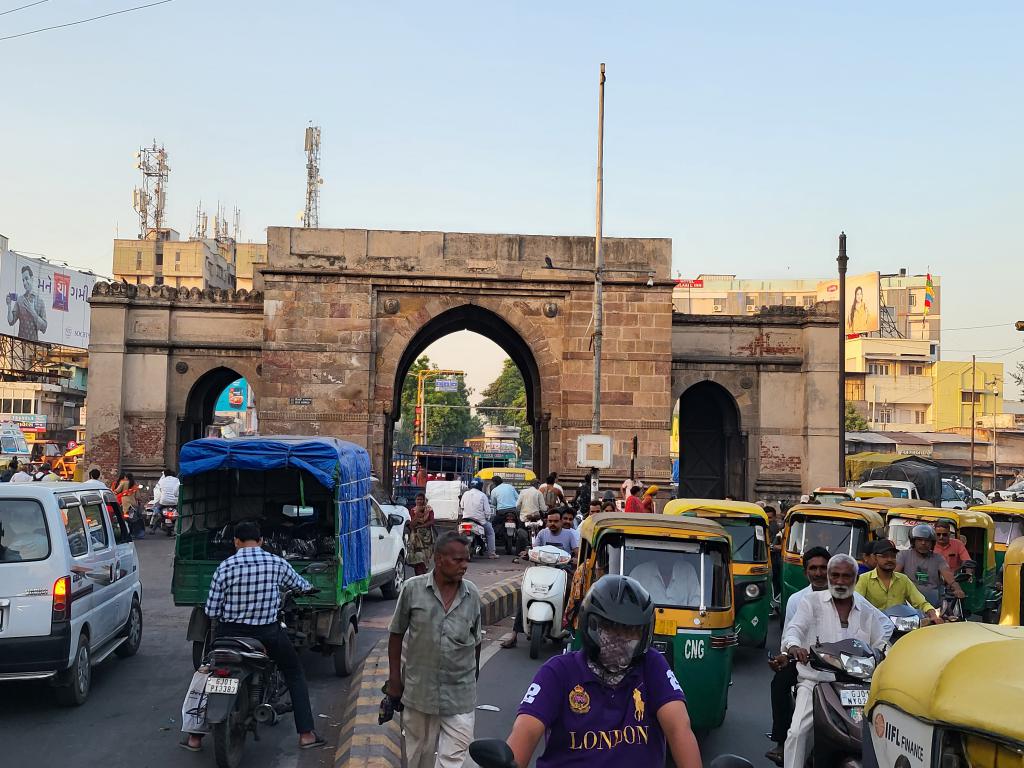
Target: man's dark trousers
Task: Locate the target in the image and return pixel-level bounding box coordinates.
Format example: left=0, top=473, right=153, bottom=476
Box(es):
left=216, top=621, right=315, bottom=734
left=770, top=661, right=798, bottom=743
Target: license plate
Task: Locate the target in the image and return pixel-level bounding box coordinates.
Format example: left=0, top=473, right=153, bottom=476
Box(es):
left=839, top=688, right=869, bottom=707
left=205, top=677, right=239, bottom=695
left=505, top=524, right=516, bottom=532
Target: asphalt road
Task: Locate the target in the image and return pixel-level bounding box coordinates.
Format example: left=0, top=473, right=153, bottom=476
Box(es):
left=0, top=535, right=522, bottom=768
left=475, top=618, right=779, bottom=768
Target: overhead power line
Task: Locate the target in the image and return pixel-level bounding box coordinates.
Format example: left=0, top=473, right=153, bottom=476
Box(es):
left=0, top=0, right=49, bottom=17
left=0, top=0, right=171, bottom=42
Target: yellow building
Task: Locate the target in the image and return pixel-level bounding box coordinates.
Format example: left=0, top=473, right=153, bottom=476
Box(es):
left=932, top=361, right=1003, bottom=433
left=113, top=233, right=236, bottom=290
left=233, top=242, right=267, bottom=292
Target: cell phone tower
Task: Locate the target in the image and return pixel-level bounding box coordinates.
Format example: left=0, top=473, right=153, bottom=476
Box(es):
left=132, top=141, right=170, bottom=239
left=303, top=124, right=322, bottom=229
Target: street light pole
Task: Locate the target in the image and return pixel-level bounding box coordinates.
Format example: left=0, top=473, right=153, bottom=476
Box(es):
left=837, top=232, right=848, bottom=485
left=591, top=62, right=606, bottom=500
left=970, top=354, right=977, bottom=491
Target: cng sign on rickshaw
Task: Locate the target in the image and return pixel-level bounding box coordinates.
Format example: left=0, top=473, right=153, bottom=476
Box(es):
left=683, top=637, right=706, bottom=659
left=869, top=704, right=933, bottom=767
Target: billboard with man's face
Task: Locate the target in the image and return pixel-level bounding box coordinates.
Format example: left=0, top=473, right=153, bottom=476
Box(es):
left=0, top=247, right=95, bottom=348
left=817, top=271, right=880, bottom=335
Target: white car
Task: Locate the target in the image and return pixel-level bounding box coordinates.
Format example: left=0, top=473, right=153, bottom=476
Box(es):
left=0, top=482, right=143, bottom=705
left=368, top=494, right=408, bottom=599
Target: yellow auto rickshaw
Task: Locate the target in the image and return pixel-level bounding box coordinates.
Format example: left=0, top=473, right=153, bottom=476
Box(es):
left=999, top=536, right=1024, bottom=626
left=567, top=512, right=736, bottom=731
left=972, top=501, right=1024, bottom=573
left=663, top=498, right=771, bottom=648
left=883, top=506, right=999, bottom=621
left=864, top=622, right=1024, bottom=767
left=473, top=466, right=536, bottom=490
left=781, top=502, right=887, bottom=617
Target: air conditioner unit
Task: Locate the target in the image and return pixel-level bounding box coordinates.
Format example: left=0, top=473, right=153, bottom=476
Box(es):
left=712, top=303, right=723, bottom=313
left=746, top=304, right=756, bottom=313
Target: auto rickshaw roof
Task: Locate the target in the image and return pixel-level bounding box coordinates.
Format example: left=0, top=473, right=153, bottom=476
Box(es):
left=868, top=623, right=1024, bottom=745
left=786, top=502, right=886, bottom=530
left=973, top=501, right=1024, bottom=518
left=884, top=505, right=996, bottom=530
left=578, top=511, right=729, bottom=543
left=1004, top=536, right=1024, bottom=566
left=662, top=498, right=769, bottom=523
left=839, top=497, right=932, bottom=511
left=474, top=467, right=537, bottom=482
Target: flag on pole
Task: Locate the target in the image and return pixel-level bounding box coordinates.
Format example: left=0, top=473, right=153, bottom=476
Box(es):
left=924, top=273, right=934, bottom=316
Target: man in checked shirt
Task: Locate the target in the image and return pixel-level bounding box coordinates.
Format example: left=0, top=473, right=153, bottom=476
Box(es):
left=181, top=521, right=324, bottom=752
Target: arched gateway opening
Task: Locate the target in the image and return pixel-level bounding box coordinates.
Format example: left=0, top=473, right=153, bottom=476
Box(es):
left=179, top=366, right=256, bottom=447
left=382, top=305, right=546, bottom=493
left=677, top=381, right=744, bottom=499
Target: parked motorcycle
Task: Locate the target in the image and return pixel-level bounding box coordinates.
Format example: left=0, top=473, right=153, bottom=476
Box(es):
left=144, top=499, right=161, bottom=531
left=520, top=545, right=571, bottom=659
left=202, top=588, right=316, bottom=768
left=809, top=637, right=882, bottom=768
left=458, top=518, right=487, bottom=560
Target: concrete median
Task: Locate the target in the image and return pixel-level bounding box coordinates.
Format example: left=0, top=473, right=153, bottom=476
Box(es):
left=335, top=573, right=522, bottom=768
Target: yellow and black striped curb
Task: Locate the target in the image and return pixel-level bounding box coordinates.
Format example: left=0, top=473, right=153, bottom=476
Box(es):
left=335, top=573, right=522, bottom=768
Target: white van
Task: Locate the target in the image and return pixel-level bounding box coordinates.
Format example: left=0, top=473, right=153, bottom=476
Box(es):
left=0, top=482, right=143, bottom=705
left=858, top=480, right=920, bottom=500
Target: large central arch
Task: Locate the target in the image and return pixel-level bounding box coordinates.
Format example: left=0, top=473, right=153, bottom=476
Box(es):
left=677, top=381, right=745, bottom=499
left=383, top=304, right=546, bottom=487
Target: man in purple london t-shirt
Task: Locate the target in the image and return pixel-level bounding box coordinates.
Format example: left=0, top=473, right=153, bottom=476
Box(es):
left=507, top=575, right=702, bottom=767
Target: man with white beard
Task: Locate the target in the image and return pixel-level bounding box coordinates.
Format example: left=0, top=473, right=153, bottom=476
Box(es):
left=780, top=553, right=889, bottom=768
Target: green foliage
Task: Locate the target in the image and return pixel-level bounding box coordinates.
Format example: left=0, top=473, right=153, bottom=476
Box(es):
left=845, top=401, right=869, bottom=432
left=478, top=358, right=533, bottom=455
left=394, top=356, right=483, bottom=452
left=1011, top=361, right=1024, bottom=402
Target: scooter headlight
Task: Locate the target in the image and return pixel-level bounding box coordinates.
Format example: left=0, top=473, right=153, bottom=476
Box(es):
left=891, top=615, right=921, bottom=633
left=840, top=653, right=876, bottom=679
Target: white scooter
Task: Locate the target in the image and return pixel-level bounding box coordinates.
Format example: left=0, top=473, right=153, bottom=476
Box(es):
left=521, top=545, right=572, bottom=659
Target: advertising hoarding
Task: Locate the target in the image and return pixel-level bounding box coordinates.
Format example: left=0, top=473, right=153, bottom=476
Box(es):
left=215, top=378, right=249, bottom=412
left=0, top=247, right=95, bottom=349
left=817, top=271, right=880, bottom=335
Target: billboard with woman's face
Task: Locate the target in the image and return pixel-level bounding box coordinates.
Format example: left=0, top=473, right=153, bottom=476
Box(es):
left=817, top=272, right=880, bottom=335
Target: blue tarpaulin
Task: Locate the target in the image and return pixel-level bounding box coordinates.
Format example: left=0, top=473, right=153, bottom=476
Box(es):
left=179, top=436, right=371, bottom=591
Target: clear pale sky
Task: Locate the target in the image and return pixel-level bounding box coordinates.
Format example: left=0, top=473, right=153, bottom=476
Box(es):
left=2, top=2, right=1022, bottom=394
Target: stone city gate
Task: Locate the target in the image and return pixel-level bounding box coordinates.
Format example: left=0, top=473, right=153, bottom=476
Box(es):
left=87, top=227, right=676, bottom=487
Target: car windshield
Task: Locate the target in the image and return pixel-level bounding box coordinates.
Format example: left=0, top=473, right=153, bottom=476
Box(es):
left=994, top=518, right=1024, bottom=546
left=720, top=518, right=767, bottom=563
left=878, top=485, right=909, bottom=498
left=606, top=537, right=731, bottom=610
left=815, top=493, right=851, bottom=505
left=0, top=499, right=50, bottom=563
left=888, top=518, right=956, bottom=550
left=786, top=516, right=865, bottom=557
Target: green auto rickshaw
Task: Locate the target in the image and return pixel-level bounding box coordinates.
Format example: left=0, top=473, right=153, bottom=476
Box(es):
left=663, top=498, right=771, bottom=648
left=566, top=512, right=736, bottom=731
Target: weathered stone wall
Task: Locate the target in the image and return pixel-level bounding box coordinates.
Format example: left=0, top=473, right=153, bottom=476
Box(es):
left=259, top=227, right=674, bottom=482
left=672, top=305, right=840, bottom=501
left=86, top=283, right=263, bottom=486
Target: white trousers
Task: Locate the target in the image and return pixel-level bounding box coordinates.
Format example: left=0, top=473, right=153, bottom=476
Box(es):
left=403, top=707, right=475, bottom=768
left=783, top=679, right=815, bottom=768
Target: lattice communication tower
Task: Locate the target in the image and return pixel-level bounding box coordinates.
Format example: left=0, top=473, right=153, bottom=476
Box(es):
left=132, top=141, right=170, bottom=238
left=303, top=125, right=322, bottom=228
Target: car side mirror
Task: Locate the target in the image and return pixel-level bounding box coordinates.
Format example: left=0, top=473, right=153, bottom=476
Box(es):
left=468, top=740, right=516, bottom=768
left=387, top=514, right=405, bottom=529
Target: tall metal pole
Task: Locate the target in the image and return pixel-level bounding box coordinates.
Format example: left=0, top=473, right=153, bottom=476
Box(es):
left=837, top=232, right=849, bottom=485
left=591, top=63, right=606, bottom=501
left=970, top=354, right=977, bottom=490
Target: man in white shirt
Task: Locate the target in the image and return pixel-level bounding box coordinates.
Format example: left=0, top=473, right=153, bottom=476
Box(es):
left=516, top=479, right=545, bottom=524
left=154, top=469, right=180, bottom=515
left=10, top=466, right=33, bottom=483
left=460, top=479, right=496, bottom=559
left=780, top=554, right=890, bottom=768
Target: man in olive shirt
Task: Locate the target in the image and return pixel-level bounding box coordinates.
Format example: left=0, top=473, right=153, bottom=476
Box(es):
left=387, top=531, right=482, bottom=768
left=855, top=539, right=943, bottom=624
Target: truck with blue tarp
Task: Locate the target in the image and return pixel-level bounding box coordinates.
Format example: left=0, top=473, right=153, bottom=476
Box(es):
left=171, top=436, right=371, bottom=677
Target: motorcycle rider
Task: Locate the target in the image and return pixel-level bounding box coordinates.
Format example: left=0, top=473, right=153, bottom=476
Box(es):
left=181, top=521, right=324, bottom=752
left=504, top=575, right=702, bottom=767
left=780, top=554, right=890, bottom=768
left=895, top=524, right=966, bottom=608
left=152, top=469, right=180, bottom=530
left=461, top=479, right=497, bottom=559
left=856, top=538, right=943, bottom=623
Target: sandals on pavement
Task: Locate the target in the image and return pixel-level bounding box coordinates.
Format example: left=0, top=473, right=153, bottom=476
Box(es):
left=299, top=734, right=328, bottom=750
left=500, top=634, right=518, bottom=649
left=178, top=739, right=202, bottom=753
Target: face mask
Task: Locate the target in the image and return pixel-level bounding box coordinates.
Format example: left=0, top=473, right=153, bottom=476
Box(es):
left=588, top=625, right=641, bottom=685
left=829, top=584, right=852, bottom=599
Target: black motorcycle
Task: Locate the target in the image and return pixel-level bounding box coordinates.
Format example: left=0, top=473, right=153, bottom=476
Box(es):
left=809, top=637, right=881, bottom=768
left=494, top=510, right=529, bottom=555
left=201, top=589, right=315, bottom=768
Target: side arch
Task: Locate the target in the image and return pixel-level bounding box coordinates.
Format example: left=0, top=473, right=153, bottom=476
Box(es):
left=677, top=380, right=744, bottom=499
left=178, top=365, right=252, bottom=452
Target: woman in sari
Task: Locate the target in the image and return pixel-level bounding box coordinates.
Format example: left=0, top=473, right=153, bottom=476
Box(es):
left=406, top=492, right=436, bottom=576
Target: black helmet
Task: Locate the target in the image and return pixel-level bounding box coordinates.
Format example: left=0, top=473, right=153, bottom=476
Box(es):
left=909, top=524, right=936, bottom=543
left=578, top=575, right=654, bottom=668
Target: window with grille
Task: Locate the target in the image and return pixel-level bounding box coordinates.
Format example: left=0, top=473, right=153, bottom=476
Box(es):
left=135, top=250, right=142, bottom=270
left=868, top=363, right=890, bottom=376
left=878, top=408, right=894, bottom=424
left=914, top=411, right=926, bottom=425
left=905, top=364, right=924, bottom=376
left=961, top=391, right=981, bottom=404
